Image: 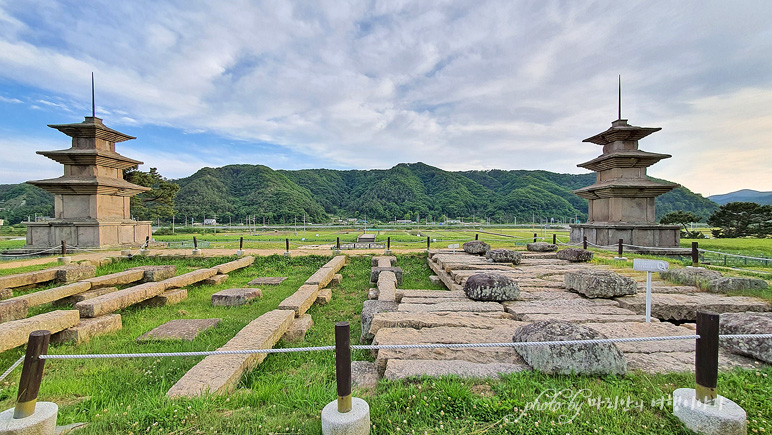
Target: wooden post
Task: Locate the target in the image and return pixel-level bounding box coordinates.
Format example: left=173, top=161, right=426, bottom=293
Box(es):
left=60, top=240, right=66, bottom=256
left=618, top=239, right=624, bottom=257
left=475, top=233, right=478, bottom=240
left=336, top=237, right=340, bottom=250
left=552, top=234, right=556, bottom=244
left=426, top=237, right=430, bottom=250
left=285, top=238, right=290, bottom=252
left=582, top=236, right=587, bottom=250
left=387, top=237, right=390, bottom=250
left=239, top=237, right=244, bottom=250
left=695, top=311, right=719, bottom=403
left=13, top=330, right=50, bottom=419
left=533, top=233, right=537, bottom=243
left=334, top=322, right=352, bottom=413
left=193, top=236, right=198, bottom=249
left=692, top=242, right=699, bottom=266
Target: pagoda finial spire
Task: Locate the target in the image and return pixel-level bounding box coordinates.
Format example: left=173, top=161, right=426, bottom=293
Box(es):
left=617, top=74, right=621, bottom=120
left=91, top=72, right=95, bottom=118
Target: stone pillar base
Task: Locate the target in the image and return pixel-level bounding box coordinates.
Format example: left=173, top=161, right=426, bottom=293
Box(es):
left=57, top=257, right=71, bottom=264
left=0, top=402, right=58, bottom=435
left=191, top=249, right=202, bottom=256
left=673, top=388, right=746, bottom=435
left=236, top=250, right=245, bottom=257
left=570, top=223, right=681, bottom=249
left=321, top=397, right=370, bottom=435
left=283, top=252, right=291, bottom=257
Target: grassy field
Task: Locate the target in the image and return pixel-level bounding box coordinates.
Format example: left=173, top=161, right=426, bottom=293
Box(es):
left=0, top=253, right=770, bottom=434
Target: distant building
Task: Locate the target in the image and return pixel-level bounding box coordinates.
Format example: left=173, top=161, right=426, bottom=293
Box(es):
left=204, top=218, right=217, bottom=225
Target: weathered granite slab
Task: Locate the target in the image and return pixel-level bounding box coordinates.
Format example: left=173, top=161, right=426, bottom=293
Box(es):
left=166, top=309, right=295, bottom=397
left=162, top=268, right=218, bottom=289
left=369, top=311, right=518, bottom=337
left=84, top=269, right=145, bottom=289
left=0, top=288, right=11, bottom=300
left=137, top=318, right=220, bottom=341
left=52, top=314, right=121, bottom=344
left=316, top=288, right=331, bottom=305
left=0, top=299, right=28, bottom=323
left=370, top=267, right=403, bottom=285
left=215, top=256, right=255, bottom=274
left=15, top=281, right=92, bottom=308
left=54, top=286, right=118, bottom=306
left=305, top=267, right=335, bottom=288
left=445, top=264, right=515, bottom=273
left=282, top=314, right=313, bottom=342
left=211, top=288, right=261, bottom=306
left=625, top=349, right=762, bottom=374
left=518, top=291, right=583, bottom=301
left=203, top=274, right=229, bottom=285
left=75, top=282, right=167, bottom=317
left=522, top=252, right=558, bottom=259
left=377, top=271, right=397, bottom=302
left=278, top=284, right=319, bottom=317
left=395, top=290, right=467, bottom=303
left=426, top=258, right=463, bottom=292
left=323, top=255, right=347, bottom=272
left=139, top=288, right=188, bottom=307
left=0, top=310, right=79, bottom=352
left=505, top=304, right=635, bottom=320
left=616, top=293, right=772, bottom=321
left=330, top=273, right=343, bottom=286
left=398, top=301, right=504, bottom=313
left=584, top=321, right=696, bottom=353
left=54, top=264, right=96, bottom=283
left=384, top=359, right=529, bottom=380
left=399, top=297, right=471, bottom=305
left=371, top=256, right=396, bottom=268
left=129, top=265, right=177, bottom=282
left=361, top=300, right=399, bottom=343
left=0, top=269, right=57, bottom=289
left=351, top=361, right=378, bottom=390
left=520, top=313, right=651, bottom=323
left=248, top=277, right=287, bottom=286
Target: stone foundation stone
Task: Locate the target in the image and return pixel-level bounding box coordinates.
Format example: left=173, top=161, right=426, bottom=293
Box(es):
left=0, top=299, right=28, bottom=323
left=462, top=240, right=490, bottom=255
left=360, top=300, right=398, bottom=343
left=706, top=277, right=768, bottom=293
left=485, top=249, right=522, bottom=264
left=52, top=314, right=122, bottom=344
left=660, top=267, right=722, bottom=286
left=0, top=310, right=79, bottom=352
left=203, top=274, right=229, bottom=285
left=215, top=256, right=255, bottom=274
left=370, top=267, right=403, bottom=285
left=137, top=318, right=220, bottom=341
left=283, top=314, right=313, bottom=342
left=720, top=312, right=772, bottom=363
left=211, top=288, right=261, bottom=306
left=75, top=282, right=166, bottom=317
left=140, top=288, right=188, bottom=307
left=316, top=288, right=332, bottom=305
left=247, top=276, right=287, bottom=286
left=526, top=242, right=558, bottom=252
left=565, top=270, right=637, bottom=298
left=54, top=264, right=96, bottom=283
left=278, top=285, right=319, bottom=317
left=556, top=248, right=593, bottom=262
left=463, top=273, right=520, bottom=301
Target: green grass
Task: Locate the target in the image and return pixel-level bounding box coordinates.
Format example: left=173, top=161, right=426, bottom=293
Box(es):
left=0, top=253, right=770, bottom=434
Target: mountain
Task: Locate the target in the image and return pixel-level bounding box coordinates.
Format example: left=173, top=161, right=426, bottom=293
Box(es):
left=0, top=163, right=719, bottom=224
left=0, top=183, right=53, bottom=224
left=708, top=189, right=772, bottom=206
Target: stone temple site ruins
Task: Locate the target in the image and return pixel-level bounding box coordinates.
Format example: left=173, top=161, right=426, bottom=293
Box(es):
left=0, top=106, right=770, bottom=435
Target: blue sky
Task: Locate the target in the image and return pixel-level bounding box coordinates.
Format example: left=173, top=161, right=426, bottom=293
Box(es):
left=1, top=1, right=771, bottom=196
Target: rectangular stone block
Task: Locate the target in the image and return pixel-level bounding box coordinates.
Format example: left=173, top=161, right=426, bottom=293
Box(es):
left=395, top=290, right=467, bottom=303
left=247, top=277, right=287, bottom=286
left=203, top=274, right=229, bottom=285
left=384, top=359, right=529, bottom=380
left=397, top=301, right=504, bottom=313
left=330, top=273, right=342, bottom=287
left=323, top=255, right=346, bottom=272
left=282, top=314, right=314, bottom=342
left=130, top=265, right=177, bottom=282
left=316, top=288, right=332, bottom=305
left=54, top=264, right=96, bottom=283
left=0, top=310, right=79, bottom=352
left=616, top=293, right=772, bottom=321
left=278, top=285, right=319, bottom=317
left=84, top=269, right=145, bottom=288
left=166, top=309, right=295, bottom=397
left=371, top=267, right=403, bottom=285
left=377, top=272, right=397, bottom=302
left=51, top=314, right=122, bottom=344
left=371, top=256, right=396, bottom=268
left=0, top=269, right=57, bottom=289
left=75, top=281, right=166, bottom=317
left=162, top=268, right=218, bottom=289
left=16, top=281, right=92, bottom=307
left=215, top=256, right=255, bottom=274
left=137, top=318, right=220, bottom=342
left=1, top=288, right=12, bottom=300
left=305, top=267, right=336, bottom=288
left=54, top=286, right=119, bottom=306
left=140, top=288, right=188, bottom=307
left=211, top=288, right=262, bottom=306
left=369, top=311, right=518, bottom=337
left=0, top=299, right=28, bottom=323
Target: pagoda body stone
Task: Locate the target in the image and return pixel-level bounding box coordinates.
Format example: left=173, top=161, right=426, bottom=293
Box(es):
left=570, top=118, right=680, bottom=248
left=25, top=116, right=152, bottom=248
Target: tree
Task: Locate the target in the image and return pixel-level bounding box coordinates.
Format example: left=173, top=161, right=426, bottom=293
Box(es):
left=707, top=202, right=772, bottom=238
left=124, top=168, right=180, bottom=221
left=660, top=211, right=703, bottom=238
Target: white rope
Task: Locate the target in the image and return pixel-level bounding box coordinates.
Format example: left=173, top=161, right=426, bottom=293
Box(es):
left=0, top=246, right=62, bottom=257
left=698, top=249, right=772, bottom=262
left=40, top=346, right=336, bottom=360
left=720, top=334, right=772, bottom=339
left=0, top=356, right=24, bottom=382
left=622, top=243, right=687, bottom=252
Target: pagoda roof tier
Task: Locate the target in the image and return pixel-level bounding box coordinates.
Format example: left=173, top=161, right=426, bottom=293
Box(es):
left=577, top=150, right=672, bottom=172
left=573, top=178, right=678, bottom=200
left=37, top=149, right=143, bottom=170
left=27, top=176, right=150, bottom=197
left=48, top=117, right=136, bottom=143
left=583, top=119, right=661, bottom=145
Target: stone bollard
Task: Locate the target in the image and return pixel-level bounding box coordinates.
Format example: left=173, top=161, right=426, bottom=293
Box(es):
left=321, top=322, right=370, bottom=434
left=0, top=331, right=58, bottom=435
left=56, top=257, right=71, bottom=265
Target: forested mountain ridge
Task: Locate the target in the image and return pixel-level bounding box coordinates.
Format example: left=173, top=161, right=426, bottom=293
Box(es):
left=0, top=162, right=718, bottom=224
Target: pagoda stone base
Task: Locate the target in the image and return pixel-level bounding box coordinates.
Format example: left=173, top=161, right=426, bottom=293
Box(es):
left=25, top=220, right=152, bottom=248
left=570, top=223, right=680, bottom=249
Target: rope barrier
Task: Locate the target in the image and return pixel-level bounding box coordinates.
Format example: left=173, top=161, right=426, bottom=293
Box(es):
left=0, top=356, right=24, bottom=382
left=698, top=249, right=772, bottom=262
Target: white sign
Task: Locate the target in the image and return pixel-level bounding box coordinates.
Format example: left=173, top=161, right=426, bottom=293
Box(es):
left=448, top=244, right=459, bottom=249
left=633, top=259, right=669, bottom=272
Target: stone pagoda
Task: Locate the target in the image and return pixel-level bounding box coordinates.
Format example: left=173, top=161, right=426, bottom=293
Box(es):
left=25, top=116, right=152, bottom=248
left=569, top=117, right=681, bottom=248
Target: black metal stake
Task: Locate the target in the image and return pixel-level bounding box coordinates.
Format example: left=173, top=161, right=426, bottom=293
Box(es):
left=426, top=237, right=430, bottom=250
left=387, top=237, right=390, bottom=250
left=336, top=237, right=340, bottom=251
left=334, top=322, right=352, bottom=413
left=695, top=311, right=719, bottom=403
left=583, top=236, right=587, bottom=250
left=285, top=238, right=290, bottom=252
left=552, top=234, right=556, bottom=244
left=14, top=330, right=51, bottom=419
left=60, top=240, right=66, bottom=257
left=239, top=237, right=244, bottom=250
left=475, top=233, right=478, bottom=240
left=193, top=236, right=198, bottom=249
left=618, top=239, right=624, bottom=257
left=692, top=242, right=699, bottom=267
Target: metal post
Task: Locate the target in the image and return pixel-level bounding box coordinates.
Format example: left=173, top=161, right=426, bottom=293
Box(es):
left=193, top=236, right=198, bottom=249
left=387, top=237, right=390, bottom=250
left=583, top=236, right=587, bottom=250
left=14, top=330, right=51, bottom=419
left=336, top=237, right=340, bottom=251
left=475, top=233, right=478, bottom=240
left=60, top=240, right=66, bottom=256
left=533, top=233, right=537, bottom=243
left=239, top=237, right=244, bottom=250
left=285, top=238, right=290, bottom=252
left=695, top=311, right=719, bottom=403
left=426, top=237, right=430, bottom=250
left=334, top=322, right=352, bottom=413
left=618, top=239, right=624, bottom=257
left=692, top=242, right=699, bottom=266
left=552, top=234, right=556, bottom=244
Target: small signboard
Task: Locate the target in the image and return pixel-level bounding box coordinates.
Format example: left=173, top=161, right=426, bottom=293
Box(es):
left=448, top=244, right=460, bottom=249
left=633, top=259, right=669, bottom=272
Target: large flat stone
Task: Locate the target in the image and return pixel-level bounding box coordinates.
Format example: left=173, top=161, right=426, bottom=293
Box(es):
left=625, top=349, right=762, bottom=374
left=398, top=301, right=504, bottom=313
left=248, top=277, right=287, bottom=286
left=162, top=268, right=218, bottom=289
left=361, top=300, right=399, bottom=343
left=720, top=312, right=772, bottom=363
left=305, top=267, right=336, bottom=288
left=370, top=267, right=403, bottom=285
left=0, top=299, right=28, bottom=323
left=214, top=256, right=255, bottom=274
left=211, top=288, right=262, bottom=306
left=371, top=256, right=396, bottom=268
left=52, top=314, right=122, bottom=344
left=54, top=264, right=96, bottom=283
left=129, top=265, right=177, bottom=282
left=278, top=284, right=319, bottom=317
left=351, top=361, right=378, bottom=390
left=583, top=322, right=696, bottom=353
left=399, top=296, right=471, bottom=305
left=166, top=309, right=295, bottom=397
left=369, top=311, right=518, bottom=337
left=0, top=288, right=11, bottom=300
left=0, top=269, right=58, bottom=289
left=137, top=318, right=221, bottom=341
left=323, top=255, right=346, bottom=272
left=83, top=269, right=145, bottom=288
left=520, top=313, right=651, bottom=323
left=616, top=293, right=772, bottom=321
left=139, top=288, right=188, bottom=307
left=504, top=304, right=635, bottom=320
left=427, top=258, right=463, bottom=292
left=75, top=281, right=167, bottom=317
left=377, top=271, right=397, bottom=302
left=0, top=310, right=79, bottom=352
left=282, top=314, right=313, bottom=342
left=384, top=359, right=529, bottom=380
left=565, top=270, right=637, bottom=298
left=395, top=290, right=467, bottom=303
left=203, top=274, right=229, bottom=285
left=15, top=281, right=92, bottom=307
left=54, top=286, right=118, bottom=306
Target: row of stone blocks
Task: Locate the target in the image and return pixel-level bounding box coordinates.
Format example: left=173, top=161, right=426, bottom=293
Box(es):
left=278, top=256, right=346, bottom=317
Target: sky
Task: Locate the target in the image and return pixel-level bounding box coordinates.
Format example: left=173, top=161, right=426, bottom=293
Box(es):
left=1, top=0, right=771, bottom=197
